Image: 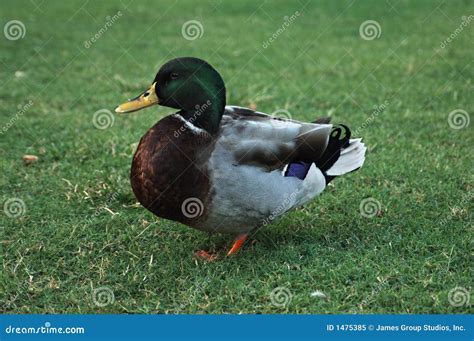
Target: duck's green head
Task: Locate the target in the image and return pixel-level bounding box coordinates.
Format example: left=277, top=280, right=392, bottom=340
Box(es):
left=115, top=57, right=226, bottom=134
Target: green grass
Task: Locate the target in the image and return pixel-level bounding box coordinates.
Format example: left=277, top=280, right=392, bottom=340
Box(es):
left=1, top=0, right=472, bottom=314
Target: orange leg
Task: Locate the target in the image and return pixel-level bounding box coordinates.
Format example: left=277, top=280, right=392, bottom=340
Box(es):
left=194, top=250, right=218, bottom=262
left=227, top=234, right=248, bottom=256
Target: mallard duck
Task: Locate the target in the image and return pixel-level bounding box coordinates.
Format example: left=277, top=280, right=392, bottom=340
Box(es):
left=115, top=57, right=366, bottom=260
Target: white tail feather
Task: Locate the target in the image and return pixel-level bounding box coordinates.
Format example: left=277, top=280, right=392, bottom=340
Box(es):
left=326, top=139, right=366, bottom=176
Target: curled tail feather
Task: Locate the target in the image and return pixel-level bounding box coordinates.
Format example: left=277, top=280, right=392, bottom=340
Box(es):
left=285, top=123, right=366, bottom=183
left=319, top=124, right=366, bottom=183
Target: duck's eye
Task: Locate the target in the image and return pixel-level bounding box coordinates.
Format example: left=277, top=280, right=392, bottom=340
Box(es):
left=170, top=72, right=179, bottom=80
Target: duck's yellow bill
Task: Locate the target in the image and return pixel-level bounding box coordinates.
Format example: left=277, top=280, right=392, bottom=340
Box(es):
left=115, top=82, right=159, bottom=113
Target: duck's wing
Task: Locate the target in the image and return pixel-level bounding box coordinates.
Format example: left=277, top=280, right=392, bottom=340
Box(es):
left=201, top=106, right=365, bottom=234
left=221, top=105, right=333, bottom=170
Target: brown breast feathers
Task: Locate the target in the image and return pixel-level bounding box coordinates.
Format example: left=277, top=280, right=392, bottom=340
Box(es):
left=130, top=115, right=214, bottom=227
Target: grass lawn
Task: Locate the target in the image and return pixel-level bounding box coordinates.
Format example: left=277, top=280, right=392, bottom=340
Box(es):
left=1, top=0, right=472, bottom=314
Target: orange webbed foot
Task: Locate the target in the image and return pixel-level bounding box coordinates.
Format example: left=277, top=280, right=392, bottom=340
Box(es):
left=194, top=250, right=218, bottom=262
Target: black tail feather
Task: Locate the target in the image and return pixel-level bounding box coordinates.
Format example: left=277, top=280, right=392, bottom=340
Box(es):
left=285, top=123, right=352, bottom=183
left=315, top=124, right=351, bottom=183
